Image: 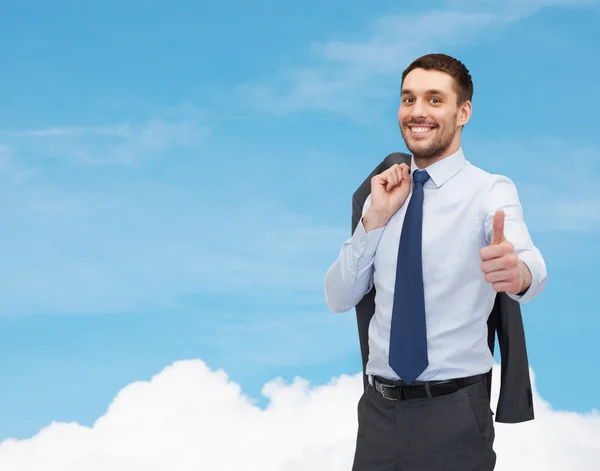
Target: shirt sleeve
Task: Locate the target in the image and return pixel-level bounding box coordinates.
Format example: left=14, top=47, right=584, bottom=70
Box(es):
left=481, top=175, right=548, bottom=304
left=324, top=194, right=385, bottom=312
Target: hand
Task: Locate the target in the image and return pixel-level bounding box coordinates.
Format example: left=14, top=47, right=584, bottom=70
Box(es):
left=480, top=210, right=531, bottom=295
left=363, top=164, right=411, bottom=231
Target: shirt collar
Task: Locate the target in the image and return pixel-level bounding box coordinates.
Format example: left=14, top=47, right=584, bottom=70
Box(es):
left=410, top=147, right=466, bottom=188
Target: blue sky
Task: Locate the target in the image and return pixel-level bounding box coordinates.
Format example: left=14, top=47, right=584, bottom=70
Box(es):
left=0, top=0, right=599, bottom=442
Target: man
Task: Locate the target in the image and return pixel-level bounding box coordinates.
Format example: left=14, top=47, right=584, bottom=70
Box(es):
left=324, top=53, right=547, bottom=470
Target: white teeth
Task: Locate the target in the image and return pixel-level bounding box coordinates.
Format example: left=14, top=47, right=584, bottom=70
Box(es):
left=411, top=127, right=431, bottom=133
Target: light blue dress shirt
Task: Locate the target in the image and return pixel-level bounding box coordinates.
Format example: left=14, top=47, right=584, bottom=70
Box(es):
left=324, top=147, right=547, bottom=382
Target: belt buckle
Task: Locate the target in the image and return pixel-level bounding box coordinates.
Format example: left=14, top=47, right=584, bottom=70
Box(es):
left=380, top=384, right=401, bottom=401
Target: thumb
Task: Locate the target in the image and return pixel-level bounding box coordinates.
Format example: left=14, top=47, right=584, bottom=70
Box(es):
left=490, top=210, right=505, bottom=245
left=402, top=165, right=411, bottom=187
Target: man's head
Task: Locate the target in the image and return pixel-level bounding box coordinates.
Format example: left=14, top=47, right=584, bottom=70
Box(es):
left=398, top=53, right=473, bottom=165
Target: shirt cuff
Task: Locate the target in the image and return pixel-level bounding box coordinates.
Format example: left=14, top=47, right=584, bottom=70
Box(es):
left=351, top=217, right=385, bottom=261
left=508, top=250, right=548, bottom=304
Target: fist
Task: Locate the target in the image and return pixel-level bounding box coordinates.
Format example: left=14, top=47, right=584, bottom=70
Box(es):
left=480, top=210, right=531, bottom=295
left=364, top=163, right=411, bottom=229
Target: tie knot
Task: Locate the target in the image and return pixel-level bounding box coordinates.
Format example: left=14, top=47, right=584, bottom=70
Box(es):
left=413, top=170, right=430, bottom=185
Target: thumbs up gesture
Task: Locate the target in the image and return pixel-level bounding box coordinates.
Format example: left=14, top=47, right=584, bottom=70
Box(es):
left=480, top=210, right=532, bottom=295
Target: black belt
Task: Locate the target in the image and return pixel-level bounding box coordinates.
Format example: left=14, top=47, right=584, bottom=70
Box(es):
left=371, top=374, right=484, bottom=401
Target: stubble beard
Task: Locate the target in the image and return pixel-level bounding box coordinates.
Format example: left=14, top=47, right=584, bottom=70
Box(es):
left=400, top=118, right=458, bottom=164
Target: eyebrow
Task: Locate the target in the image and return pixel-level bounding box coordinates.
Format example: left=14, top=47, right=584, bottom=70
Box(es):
left=401, top=89, right=446, bottom=96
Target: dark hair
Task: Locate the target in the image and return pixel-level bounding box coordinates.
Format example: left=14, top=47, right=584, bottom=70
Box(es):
left=401, top=53, right=473, bottom=104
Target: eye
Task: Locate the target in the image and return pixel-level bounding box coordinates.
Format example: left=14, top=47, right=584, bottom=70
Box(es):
left=430, top=97, right=442, bottom=104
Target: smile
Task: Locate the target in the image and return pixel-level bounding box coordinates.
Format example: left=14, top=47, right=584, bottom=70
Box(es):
left=408, top=126, right=434, bottom=135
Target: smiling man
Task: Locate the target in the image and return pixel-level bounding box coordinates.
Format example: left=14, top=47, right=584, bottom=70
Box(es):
left=324, top=54, right=547, bottom=470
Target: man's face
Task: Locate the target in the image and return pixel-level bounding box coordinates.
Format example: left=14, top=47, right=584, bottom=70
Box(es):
left=398, top=68, right=471, bottom=162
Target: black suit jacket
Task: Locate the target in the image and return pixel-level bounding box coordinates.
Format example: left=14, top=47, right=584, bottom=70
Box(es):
left=351, top=152, right=534, bottom=423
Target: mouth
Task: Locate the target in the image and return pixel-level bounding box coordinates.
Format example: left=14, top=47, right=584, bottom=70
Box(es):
left=407, top=125, right=435, bottom=137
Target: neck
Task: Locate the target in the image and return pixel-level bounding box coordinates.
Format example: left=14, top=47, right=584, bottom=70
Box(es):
left=414, top=141, right=461, bottom=169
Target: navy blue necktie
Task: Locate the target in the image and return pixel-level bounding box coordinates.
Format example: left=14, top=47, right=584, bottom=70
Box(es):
left=388, top=169, right=430, bottom=384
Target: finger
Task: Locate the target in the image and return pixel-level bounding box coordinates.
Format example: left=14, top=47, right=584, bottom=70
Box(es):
left=480, top=245, right=505, bottom=261
left=491, top=281, right=510, bottom=293
left=378, top=169, right=391, bottom=191
left=393, top=165, right=402, bottom=188
left=386, top=169, right=398, bottom=191
left=390, top=165, right=406, bottom=192
left=482, top=251, right=519, bottom=271
left=485, top=271, right=506, bottom=283
left=490, top=210, right=505, bottom=245
left=484, top=268, right=515, bottom=283
left=481, top=258, right=509, bottom=273
left=392, top=164, right=404, bottom=186
left=491, top=280, right=520, bottom=294
left=401, top=164, right=411, bottom=184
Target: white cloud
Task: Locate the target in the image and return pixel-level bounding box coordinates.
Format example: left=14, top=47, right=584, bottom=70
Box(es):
left=239, top=9, right=486, bottom=116
left=241, top=1, right=599, bottom=115
left=11, top=125, right=130, bottom=138
left=0, top=360, right=598, bottom=470
left=0, top=104, right=210, bottom=167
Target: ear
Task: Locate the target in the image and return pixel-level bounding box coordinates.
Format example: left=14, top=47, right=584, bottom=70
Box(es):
left=457, top=100, right=472, bottom=127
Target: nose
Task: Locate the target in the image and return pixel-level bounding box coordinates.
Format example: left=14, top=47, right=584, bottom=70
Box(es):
left=410, top=99, right=428, bottom=120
